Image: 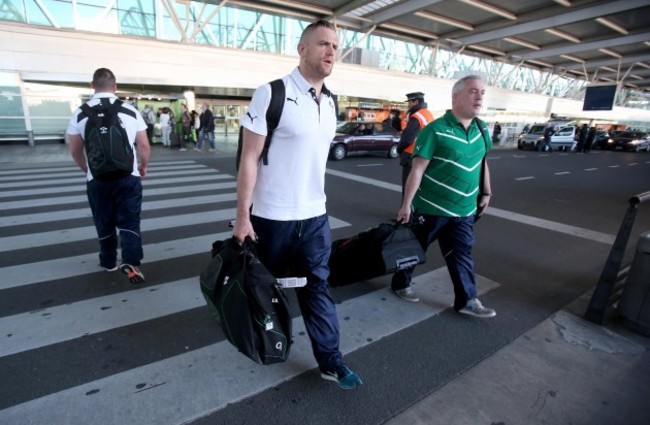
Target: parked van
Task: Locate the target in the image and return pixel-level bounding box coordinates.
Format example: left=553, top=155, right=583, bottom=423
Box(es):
left=518, top=121, right=577, bottom=151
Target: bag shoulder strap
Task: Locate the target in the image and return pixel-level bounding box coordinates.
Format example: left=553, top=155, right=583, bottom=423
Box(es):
left=260, top=78, right=286, bottom=166
left=474, top=118, right=488, bottom=194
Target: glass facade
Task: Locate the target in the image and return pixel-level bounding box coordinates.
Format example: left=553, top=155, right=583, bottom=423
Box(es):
left=0, top=0, right=648, bottom=142
left=0, top=0, right=596, bottom=97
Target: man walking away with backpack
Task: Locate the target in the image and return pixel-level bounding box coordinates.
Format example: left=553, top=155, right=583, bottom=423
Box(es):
left=234, top=20, right=362, bottom=390
left=67, top=68, right=151, bottom=284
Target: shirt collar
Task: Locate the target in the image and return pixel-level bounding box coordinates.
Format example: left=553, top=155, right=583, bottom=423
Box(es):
left=444, top=109, right=480, bottom=130
left=290, top=67, right=332, bottom=97
left=91, top=92, right=117, bottom=100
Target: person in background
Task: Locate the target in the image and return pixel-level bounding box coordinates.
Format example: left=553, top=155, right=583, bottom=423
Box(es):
left=142, top=104, right=156, bottom=144
left=159, top=107, right=172, bottom=147
left=67, top=67, right=150, bottom=284
left=233, top=19, right=362, bottom=390
left=391, top=74, right=496, bottom=319
left=584, top=126, right=596, bottom=153
left=179, top=103, right=192, bottom=151
left=391, top=110, right=403, bottom=132
left=396, top=92, right=434, bottom=198
left=576, top=123, right=589, bottom=152
left=542, top=121, right=554, bottom=152
left=196, top=103, right=216, bottom=152
left=492, top=121, right=502, bottom=144
left=190, top=110, right=200, bottom=147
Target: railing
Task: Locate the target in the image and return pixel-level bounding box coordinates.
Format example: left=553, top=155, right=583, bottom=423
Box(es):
left=585, top=191, right=650, bottom=324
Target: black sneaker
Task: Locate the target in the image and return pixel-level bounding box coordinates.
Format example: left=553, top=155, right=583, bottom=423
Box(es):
left=320, top=364, right=362, bottom=389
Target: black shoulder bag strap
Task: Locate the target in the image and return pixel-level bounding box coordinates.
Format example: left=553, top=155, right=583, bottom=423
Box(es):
left=474, top=117, right=488, bottom=195
left=474, top=118, right=489, bottom=220
left=260, top=78, right=286, bottom=166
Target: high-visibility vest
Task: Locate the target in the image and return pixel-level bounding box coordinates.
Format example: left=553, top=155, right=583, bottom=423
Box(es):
left=403, top=108, right=434, bottom=154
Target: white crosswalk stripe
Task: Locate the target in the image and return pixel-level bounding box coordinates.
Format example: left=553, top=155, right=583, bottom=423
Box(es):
left=0, top=160, right=498, bottom=424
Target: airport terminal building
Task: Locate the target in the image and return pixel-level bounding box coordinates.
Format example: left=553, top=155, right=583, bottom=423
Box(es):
left=1, top=0, right=650, bottom=144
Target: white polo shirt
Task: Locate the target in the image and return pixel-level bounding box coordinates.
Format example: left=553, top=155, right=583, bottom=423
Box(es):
left=67, top=93, right=147, bottom=181
left=241, top=67, right=337, bottom=221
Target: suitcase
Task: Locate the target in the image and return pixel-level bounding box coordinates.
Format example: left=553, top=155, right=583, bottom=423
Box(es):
left=199, top=238, right=292, bottom=365
left=328, top=223, right=426, bottom=287
left=169, top=131, right=181, bottom=149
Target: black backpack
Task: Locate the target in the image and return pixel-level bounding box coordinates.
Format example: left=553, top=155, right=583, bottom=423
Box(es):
left=235, top=79, right=285, bottom=172
left=78, top=98, right=137, bottom=180
left=199, top=237, right=292, bottom=365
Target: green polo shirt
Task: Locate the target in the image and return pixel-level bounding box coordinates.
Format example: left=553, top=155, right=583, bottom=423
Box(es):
left=411, top=110, right=491, bottom=217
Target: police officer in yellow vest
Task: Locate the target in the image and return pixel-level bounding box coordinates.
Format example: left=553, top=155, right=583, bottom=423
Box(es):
left=397, top=92, right=434, bottom=197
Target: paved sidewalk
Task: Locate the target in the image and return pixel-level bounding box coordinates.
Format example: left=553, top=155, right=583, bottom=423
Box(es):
left=386, top=292, right=650, bottom=425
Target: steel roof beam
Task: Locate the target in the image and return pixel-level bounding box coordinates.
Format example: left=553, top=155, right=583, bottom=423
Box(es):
left=332, top=0, right=372, bottom=18
left=362, top=0, right=444, bottom=27
left=515, top=32, right=650, bottom=61
left=561, top=53, right=650, bottom=71
left=453, top=0, right=648, bottom=45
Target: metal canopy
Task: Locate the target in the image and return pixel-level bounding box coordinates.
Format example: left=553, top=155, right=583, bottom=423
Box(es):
left=227, top=0, right=650, bottom=93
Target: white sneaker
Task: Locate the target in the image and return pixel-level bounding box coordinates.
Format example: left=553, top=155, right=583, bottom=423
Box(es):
left=393, top=287, right=419, bottom=302
left=459, top=298, right=496, bottom=318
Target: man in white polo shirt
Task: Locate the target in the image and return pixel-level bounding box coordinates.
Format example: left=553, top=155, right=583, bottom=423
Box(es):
left=233, top=20, right=362, bottom=390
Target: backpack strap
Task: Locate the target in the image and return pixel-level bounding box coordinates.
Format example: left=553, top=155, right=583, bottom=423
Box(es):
left=260, top=78, right=285, bottom=166
left=77, top=97, right=137, bottom=122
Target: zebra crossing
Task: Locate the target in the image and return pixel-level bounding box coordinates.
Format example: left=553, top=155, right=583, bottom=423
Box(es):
left=0, top=160, right=499, bottom=424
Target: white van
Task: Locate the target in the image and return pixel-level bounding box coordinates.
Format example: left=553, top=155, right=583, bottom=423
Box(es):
left=518, top=122, right=577, bottom=151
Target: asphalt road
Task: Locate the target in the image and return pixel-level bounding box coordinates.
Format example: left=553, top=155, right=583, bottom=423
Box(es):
left=1, top=147, right=649, bottom=424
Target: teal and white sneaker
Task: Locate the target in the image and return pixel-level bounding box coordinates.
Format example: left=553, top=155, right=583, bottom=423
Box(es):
left=320, top=364, right=363, bottom=389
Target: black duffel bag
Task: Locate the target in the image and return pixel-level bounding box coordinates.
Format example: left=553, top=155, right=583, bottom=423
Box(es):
left=199, top=237, right=292, bottom=365
left=329, top=222, right=425, bottom=287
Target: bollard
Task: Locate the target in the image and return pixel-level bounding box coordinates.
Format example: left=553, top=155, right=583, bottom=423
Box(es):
left=618, top=231, right=650, bottom=336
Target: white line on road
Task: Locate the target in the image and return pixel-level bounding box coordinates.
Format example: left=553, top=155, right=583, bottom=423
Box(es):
left=0, top=208, right=238, bottom=252
left=0, top=193, right=238, bottom=227
left=0, top=168, right=224, bottom=190
left=515, top=176, right=535, bottom=181
left=0, top=268, right=499, bottom=425
left=0, top=217, right=351, bottom=290
left=0, top=181, right=237, bottom=210
left=327, top=168, right=615, bottom=245
left=487, top=207, right=614, bottom=244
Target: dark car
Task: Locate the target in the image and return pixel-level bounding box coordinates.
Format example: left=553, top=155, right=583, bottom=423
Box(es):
left=590, top=130, right=610, bottom=149
left=605, top=131, right=650, bottom=152
left=329, top=121, right=400, bottom=160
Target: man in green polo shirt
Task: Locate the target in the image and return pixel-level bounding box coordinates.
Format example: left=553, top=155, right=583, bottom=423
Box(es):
left=391, top=74, right=496, bottom=318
